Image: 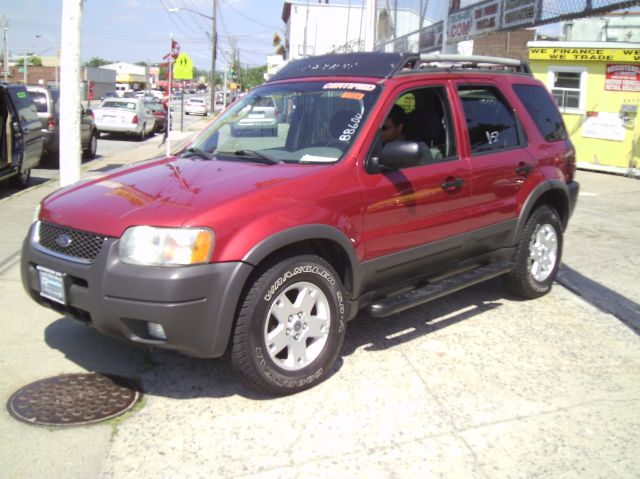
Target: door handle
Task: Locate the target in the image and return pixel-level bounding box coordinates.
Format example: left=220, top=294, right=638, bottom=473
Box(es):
left=441, top=177, right=464, bottom=192
left=515, top=163, right=533, bottom=175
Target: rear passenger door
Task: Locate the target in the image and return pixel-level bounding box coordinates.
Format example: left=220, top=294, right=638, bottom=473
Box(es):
left=453, top=82, right=533, bottom=250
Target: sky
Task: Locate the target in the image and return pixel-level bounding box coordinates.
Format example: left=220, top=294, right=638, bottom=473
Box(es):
left=2, top=0, right=288, bottom=70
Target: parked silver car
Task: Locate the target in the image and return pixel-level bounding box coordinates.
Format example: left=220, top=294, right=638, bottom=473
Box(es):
left=230, top=95, right=278, bottom=137
left=184, top=97, right=209, bottom=116
left=93, top=98, right=156, bottom=140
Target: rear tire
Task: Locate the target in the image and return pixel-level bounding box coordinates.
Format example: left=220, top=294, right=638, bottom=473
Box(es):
left=228, top=254, right=347, bottom=396
left=83, top=131, right=98, bottom=159
left=504, top=205, right=563, bottom=299
left=139, top=124, right=146, bottom=141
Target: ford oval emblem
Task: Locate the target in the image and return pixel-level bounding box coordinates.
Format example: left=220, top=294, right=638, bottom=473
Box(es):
left=55, top=234, right=73, bottom=248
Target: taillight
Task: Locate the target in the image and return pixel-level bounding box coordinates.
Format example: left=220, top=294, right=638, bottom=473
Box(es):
left=48, top=115, right=56, bottom=129
left=132, top=114, right=139, bottom=124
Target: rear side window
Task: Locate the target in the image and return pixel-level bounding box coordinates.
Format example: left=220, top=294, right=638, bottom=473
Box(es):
left=513, top=84, right=567, bottom=142
left=29, top=90, right=48, bottom=113
left=8, top=88, right=40, bottom=122
left=458, top=86, right=521, bottom=154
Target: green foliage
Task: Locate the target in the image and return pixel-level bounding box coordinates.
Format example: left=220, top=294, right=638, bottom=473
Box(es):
left=27, top=56, right=42, bottom=66
left=84, top=57, right=114, bottom=67
left=240, top=65, right=267, bottom=90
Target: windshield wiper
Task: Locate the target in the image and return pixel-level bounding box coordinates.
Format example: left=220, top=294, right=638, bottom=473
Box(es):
left=232, top=149, right=282, bottom=165
left=180, top=147, right=213, bottom=160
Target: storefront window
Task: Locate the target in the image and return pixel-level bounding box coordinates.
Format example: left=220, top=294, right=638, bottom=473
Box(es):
left=547, top=67, right=586, bottom=113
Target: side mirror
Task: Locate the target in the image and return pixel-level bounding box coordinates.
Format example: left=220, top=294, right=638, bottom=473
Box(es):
left=368, top=141, right=429, bottom=173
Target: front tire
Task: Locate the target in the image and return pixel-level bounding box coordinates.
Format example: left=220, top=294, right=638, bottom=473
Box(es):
left=228, top=255, right=347, bottom=396
left=505, top=205, right=563, bottom=299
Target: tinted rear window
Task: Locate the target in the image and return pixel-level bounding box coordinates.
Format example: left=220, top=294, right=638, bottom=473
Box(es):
left=513, top=84, right=567, bottom=142
left=29, top=91, right=48, bottom=113
left=458, top=86, right=521, bottom=153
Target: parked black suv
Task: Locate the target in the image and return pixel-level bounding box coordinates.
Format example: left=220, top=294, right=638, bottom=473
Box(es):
left=0, top=83, right=43, bottom=188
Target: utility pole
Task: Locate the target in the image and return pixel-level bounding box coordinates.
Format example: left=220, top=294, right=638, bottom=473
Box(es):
left=364, top=0, right=375, bottom=51
left=59, top=0, right=83, bottom=187
left=210, top=0, right=217, bottom=111
left=23, top=48, right=28, bottom=84
left=2, top=16, right=8, bottom=82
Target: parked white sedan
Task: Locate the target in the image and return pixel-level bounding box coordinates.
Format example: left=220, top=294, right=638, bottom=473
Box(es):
left=184, top=97, right=209, bottom=116
left=93, top=98, right=156, bottom=140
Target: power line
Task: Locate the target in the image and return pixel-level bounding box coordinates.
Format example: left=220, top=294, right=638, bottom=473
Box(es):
left=220, top=0, right=282, bottom=30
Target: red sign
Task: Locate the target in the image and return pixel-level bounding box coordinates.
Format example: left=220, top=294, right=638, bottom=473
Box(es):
left=605, top=64, right=640, bottom=92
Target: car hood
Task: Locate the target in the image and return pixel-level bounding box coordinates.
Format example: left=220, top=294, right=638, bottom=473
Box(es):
left=40, top=156, right=324, bottom=238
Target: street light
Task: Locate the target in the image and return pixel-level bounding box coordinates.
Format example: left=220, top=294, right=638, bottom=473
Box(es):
left=168, top=3, right=217, bottom=109
left=35, top=34, right=58, bottom=85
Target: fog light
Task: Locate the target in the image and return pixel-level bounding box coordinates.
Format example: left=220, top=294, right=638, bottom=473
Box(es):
left=147, top=322, right=167, bottom=340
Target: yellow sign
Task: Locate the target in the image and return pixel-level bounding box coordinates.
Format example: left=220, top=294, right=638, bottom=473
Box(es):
left=529, top=47, right=640, bottom=62
left=173, top=53, right=193, bottom=80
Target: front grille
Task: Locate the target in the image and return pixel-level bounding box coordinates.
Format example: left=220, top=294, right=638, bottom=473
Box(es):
left=38, top=222, right=108, bottom=262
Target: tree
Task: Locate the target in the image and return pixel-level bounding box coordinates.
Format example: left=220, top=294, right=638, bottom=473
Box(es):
left=273, top=32, right=287, bottom=58
left=27, top=56, right=42, bottom=66
left=84, top=57, right=113, bottom=67
left=240, top=65, right=267, bottom=90
left=134, top=61, right=149, bottom=67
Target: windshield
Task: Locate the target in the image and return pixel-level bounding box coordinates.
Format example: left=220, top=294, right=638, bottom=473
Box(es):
left=188, top=81, right=381, bottom=164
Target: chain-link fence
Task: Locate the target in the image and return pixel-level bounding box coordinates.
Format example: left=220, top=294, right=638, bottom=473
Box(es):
left=371, top=0, right=639, bottom=52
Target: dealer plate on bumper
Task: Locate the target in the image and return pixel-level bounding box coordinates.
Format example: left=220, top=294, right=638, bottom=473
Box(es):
left=37, top=266, right=66, bottom=304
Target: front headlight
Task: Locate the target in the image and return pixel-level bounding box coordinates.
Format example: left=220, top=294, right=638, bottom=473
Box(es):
left=119, top=226, right=214, bottom=266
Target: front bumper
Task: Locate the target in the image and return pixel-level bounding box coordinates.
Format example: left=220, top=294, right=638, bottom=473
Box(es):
left=21, top=222, right=253, bottom=358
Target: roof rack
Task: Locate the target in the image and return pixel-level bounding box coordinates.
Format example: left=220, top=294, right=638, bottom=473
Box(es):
left=268, top=52, right=409, bottom=82
left=405, top=53, right=532, bottom=74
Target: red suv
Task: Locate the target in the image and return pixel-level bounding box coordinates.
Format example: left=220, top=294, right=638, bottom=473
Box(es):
left=21, top=53, right=579, bottom=396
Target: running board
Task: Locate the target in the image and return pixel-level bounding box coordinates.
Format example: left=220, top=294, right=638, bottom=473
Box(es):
left=368, top=261, right=513, bottom=318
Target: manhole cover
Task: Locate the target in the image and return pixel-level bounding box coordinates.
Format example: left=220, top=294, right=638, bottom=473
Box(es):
left=7, top=373, right=141, bottom=427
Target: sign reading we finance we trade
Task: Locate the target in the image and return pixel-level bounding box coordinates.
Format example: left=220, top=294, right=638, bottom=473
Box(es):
left=529, top=47, right=640, bottom=62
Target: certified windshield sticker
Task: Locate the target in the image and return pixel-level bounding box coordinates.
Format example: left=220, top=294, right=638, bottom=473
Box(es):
left=323, top=82, right=375, bottom=91
left=17, top=91, right=27, bottom=98
left=341, top=92, right=365, bottom=100
left=338, top=112, right=363, bottom=143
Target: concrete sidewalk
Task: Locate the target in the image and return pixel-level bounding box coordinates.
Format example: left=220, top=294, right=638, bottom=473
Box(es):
left=1, top=149, right=639, bottom=478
